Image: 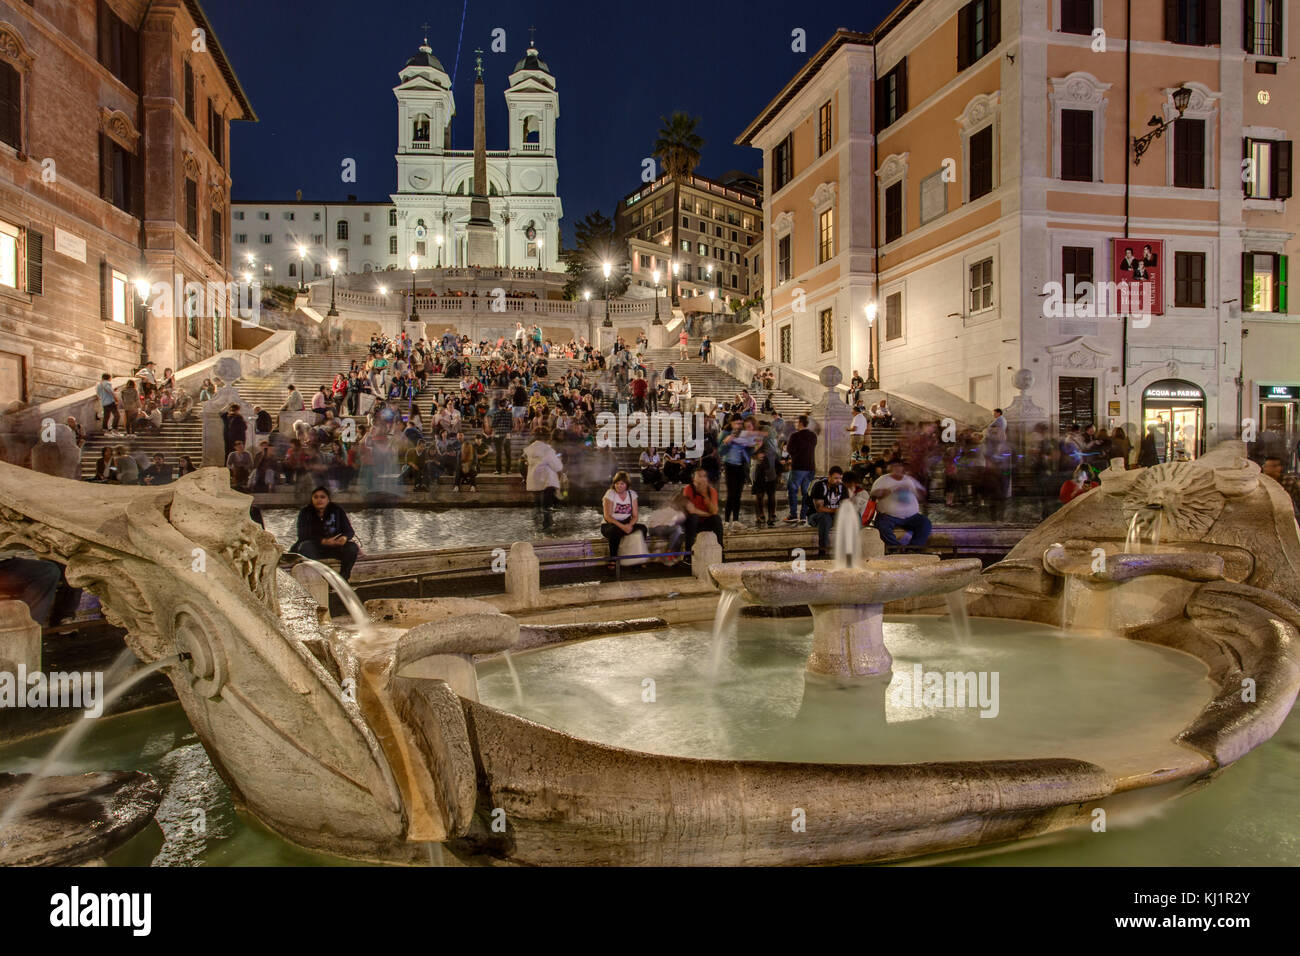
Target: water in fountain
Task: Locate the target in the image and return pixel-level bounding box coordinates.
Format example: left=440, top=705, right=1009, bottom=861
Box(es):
left=1150, top=509, right=1165, bottom=551
left=831, top=504, right=860, bottom=570
left=0, top=650, right=183, bottom=841
left=708, top=588, right=743, bottom=679
left=501, top=650, right=525, bottom=706
left=945, top=591, right=971, bottom=642
left=1124, top=512, right=1143, bottom=554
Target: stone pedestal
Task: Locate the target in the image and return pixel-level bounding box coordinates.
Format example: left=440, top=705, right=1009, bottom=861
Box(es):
left=806, top=604, right=892, bottom=678
left=506, top=541, right=540, bottom=608
left=595, top=325, right=616, bottom=353
left=0, top=599, right=41, bottom=677
left=648, top=321, right=676, bottom=350
left=810, top=393, right=852, bottom=474
left=692, top=532, right=722, bottom=584
left=30, top=424, right=80, bottom=479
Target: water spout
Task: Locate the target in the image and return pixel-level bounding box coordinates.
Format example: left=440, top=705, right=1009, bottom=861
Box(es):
left=709, top=588, right=743, bottom=679
left=1124, top=512, right=1143, bottom=554
left=832, top=505, right=860, bottom=570
left=945, top=591, right=971, bottom=642
left=501, top=650, right=525, bottom=706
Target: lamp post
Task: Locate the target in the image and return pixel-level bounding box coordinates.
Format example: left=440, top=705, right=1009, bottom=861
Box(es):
left=296, top=245, right=307, bottom=292
left=864, top=302, right=879, bottom=390
left=670, top=260, right=679, bottom=312
left=435, top=234, right=443, bottom=269
left=327, top=257, right=339, bottom=316
left=583, top=289, right=590, bottom=318
left=409, top=252, right=419, bottom=321
left=537, top=236, right=545, bottom=272
left=1132, top=86, right=1193, bottom=165
left=602, top=260, right=612, bottom=327
left=241, top=271, right=253, bottom=313
left=652, top=268, right=661, bottom=324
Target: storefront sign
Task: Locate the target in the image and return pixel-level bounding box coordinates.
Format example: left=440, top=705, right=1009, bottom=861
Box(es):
left=1260, top=385, right=1300, bottom=400
left=1144, top=385, right=1203, bottom=401
left=1108, top=401, right=1121, bottom=416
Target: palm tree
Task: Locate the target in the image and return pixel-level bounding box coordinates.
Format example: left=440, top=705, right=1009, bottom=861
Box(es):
left=653, top=111, right=705, bottom=305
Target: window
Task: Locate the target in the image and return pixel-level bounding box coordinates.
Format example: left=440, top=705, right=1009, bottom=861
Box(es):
left=884, top=181, right=903, bottom=242
left=715, top=247, right=724, bottom=260
left=313, top=234, right=324, bottom=246
left=314, top=212, right=321, bottom=221
left=731, top=274, right=739, bottom=289
left=957, top=0, right=1001, bottom=70
left=715, top=225, right=722, bottom=238
left=885, top=292, right=903, bottom=341
left=1060, top=109, right=1093, bottom=181
left=969, top=125, right=994, bottom=199
left=697, top=242, right=707, bottom=255
left=818, top=100, right=832, bottom=155
left=288, top=262, right=296, bottom=278
left=1243, top=252, right=1288, bottom=312
left=777, top=235, right=791, bottom=283
left=260, top=234, right=271, bottom=244
left=1060, top=0, right=1094, bottom=33
left=413, top=113, right=430, bottom=142
left=1165, top=0, right=1220, bottom=46
left=107, top=268, right=129, bottom=325
left=389, top=235, right=398, bottom=254
left=655, top=219, right=664, bottom=234
left=1246, top=0, right=1284, bottom=57
left=773, top=134, right=794, bottom=190
left=1174, top=251, right=1206, bottom=307
left=100, top=135, right=136, bottom=215
left=233, top=211, right=244, bottom=220
left=817, top=208, right=834, bottom=263
left=183, top=60, right=195, bottom=124
left=97, top=0, right=140, bottom=92
left=969, top=256, right=994, bottom=312
left=1173, top=118, right=1206, bottom=188
left=1062, top=246, right=1093, bottom=303
left=0, top=219, right=18, bottom=289
left=283, top=211, right=294, bottom=221
left=235, top=233, right=246, bottom=244
left=184, top=179, right=197, bottom=238
left=818, top=308, right=834, bottom=353
left=211, top=209, right=223, bottom=263
left=779, top=325, right=792, bottom=364
left=208, top=100, right=224, bottom=166
left=337, top=220, right=349, bottom=240
left=875, top=60, right=908, bottom=129
left=313, top=263, right=322, bottom=277
left=389, top=209, right=397, bottom=226
left=682, top=215, right=689, bottom=228
left=640, top=254, right=651, bottom=269
left=363, top=234, right=372, bottom=246
left=1244, top=138, right=1293, bottom=199
left=415, top=240, right=426, bottom=256
left=731, top=230, right=738, bottom=241
left=258, top=211, right=269, bottom=220
left=0, top=61, right=21, bottom=151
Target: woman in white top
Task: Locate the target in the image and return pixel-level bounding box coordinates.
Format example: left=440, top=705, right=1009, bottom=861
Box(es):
left=600, top=471, right=647, bottom=569
left=524, top=427, right=564, bottom=530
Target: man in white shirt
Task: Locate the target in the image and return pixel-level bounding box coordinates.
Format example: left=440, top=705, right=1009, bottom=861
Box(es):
left=869, top=458, right=932, bottom=548
left=845, top=405, right=869, bottom=455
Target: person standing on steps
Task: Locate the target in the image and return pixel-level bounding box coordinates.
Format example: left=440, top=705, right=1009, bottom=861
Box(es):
left=96, top=373, right=122, bottom=435
left=678, top=327, right=690, bottom=361
left=699, top=334, right=712, bottom=364
left=524, top=427, right=564, bottom=530
left=783, top=414, right=817, bottom=524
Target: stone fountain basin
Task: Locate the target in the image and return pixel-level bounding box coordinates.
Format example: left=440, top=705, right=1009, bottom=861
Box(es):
left=740, top=555, right=984, bottom=607
left=1043, top=542, right=1225, bottom=584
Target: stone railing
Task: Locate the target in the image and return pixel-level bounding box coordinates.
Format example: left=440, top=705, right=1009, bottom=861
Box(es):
left=4, top=330, right=298, bottom=437
left=710, top=332, right=762, bottom=386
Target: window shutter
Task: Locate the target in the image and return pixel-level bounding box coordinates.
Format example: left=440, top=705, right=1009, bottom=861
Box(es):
left=1205, top=0, right=1221, bottom=44
left=1274, top=2, right=1284, bottom=56
left=100, top=260, right=111, bottom=321
left=98, top=133, right=112, bottom=201
left=1243, top=137, right=1252, bottom=196
left=130, top=147, right=143, bottom=218
left=874, top=75, right=886, bottom=130
left=988, top=0, right=1001, bottom=47
left=1244, top=0, right=1255, bottom=52
left=898, top=58, right=909, bottom=115
left=957, top=4, right=972, bottom=70
left=122, top=20, right=140, bottom=91
left=96, top=0, right=111, bottom=65
left=25, top=228, right=42, bottom=295
left=1275, top=140, right=1293, bottom=199
left=1165, top=0, right=1179, bottom=42
left=1280, top=255, right=1289, bottom=312
left=0, top=64, right=20, bottom=151
left=1242, top=252, right=1254, bottom=312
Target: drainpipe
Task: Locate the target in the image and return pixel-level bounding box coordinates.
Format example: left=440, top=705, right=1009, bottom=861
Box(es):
left=1121, top=0, right=1131, bottom=394
left=869, top=41, right=880, bottom=397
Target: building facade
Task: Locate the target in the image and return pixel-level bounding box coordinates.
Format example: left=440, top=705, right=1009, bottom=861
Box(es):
left=390, top=40, right=562, bottom=270
left=0, top=0, right=253, bottom=405
left=740, top=2, right=1298, bottom=457
left=231, top=197, right=397, bottom=286
left=614, top=170, right=763, bottom=313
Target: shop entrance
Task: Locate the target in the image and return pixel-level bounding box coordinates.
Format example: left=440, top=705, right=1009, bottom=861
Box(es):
left=1141, top=379, right=1205, bottom=462
left=1257, top=385, right=1300, bottom=466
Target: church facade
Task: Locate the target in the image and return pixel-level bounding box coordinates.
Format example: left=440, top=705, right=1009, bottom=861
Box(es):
left=390, top=40, right=562, bottom=271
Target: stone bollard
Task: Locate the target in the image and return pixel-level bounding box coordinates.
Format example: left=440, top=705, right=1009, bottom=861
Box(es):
left=506, top=541, right=540, bottom=609
left=0, top=599, right=41, bottom=679
left=693, top=532, right=722, bottom=584
left=858, top=526, right=886, bottom=559
left=291, top=564, right=331, bottom=623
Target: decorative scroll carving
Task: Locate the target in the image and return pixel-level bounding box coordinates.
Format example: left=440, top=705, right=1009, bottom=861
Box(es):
left=98, top=107, right=140, bottom=152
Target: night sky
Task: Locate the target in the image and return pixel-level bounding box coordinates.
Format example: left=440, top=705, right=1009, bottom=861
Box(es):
left=206, top=0, right=896, bottom=244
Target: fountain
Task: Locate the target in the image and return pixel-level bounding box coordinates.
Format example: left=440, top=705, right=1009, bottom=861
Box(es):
left=0, top=441, right=1296, bottom=866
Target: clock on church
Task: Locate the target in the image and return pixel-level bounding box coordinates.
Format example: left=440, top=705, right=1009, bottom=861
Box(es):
left=408, top=168, right=432, bottom=190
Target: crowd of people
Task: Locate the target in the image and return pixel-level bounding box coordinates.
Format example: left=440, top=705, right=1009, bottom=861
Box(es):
left=94, top=362, right=194, bottom=439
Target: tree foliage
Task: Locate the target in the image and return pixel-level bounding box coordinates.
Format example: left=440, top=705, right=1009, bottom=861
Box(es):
left=563, top=210, right=630, bottom=301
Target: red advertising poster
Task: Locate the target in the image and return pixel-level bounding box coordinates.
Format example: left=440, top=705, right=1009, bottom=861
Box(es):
left=1111, top=238, right=1163, bottom=317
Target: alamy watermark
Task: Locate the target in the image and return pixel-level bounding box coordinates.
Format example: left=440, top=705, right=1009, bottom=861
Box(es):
left=595, top=408, right=706, bottom=458
left=0, top=666, right=104, bottom=718
left=1041, top=275, right=1156, bottom=327
left=888, top=663, right=1000, bottom=718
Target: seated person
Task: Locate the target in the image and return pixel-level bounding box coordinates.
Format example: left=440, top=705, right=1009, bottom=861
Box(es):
left=682, top=467, right=724, bottom=554
left=290, top=486, right=362, bottom=581
left=869, top=458, right=932, bottom=548
left=808, top=467, right=847, bottom=557
left=141, top=453, right=173, bottom=486
left=1059, top=466, right=1098, bottom=503
left=644, top=490, right=688, bottom=564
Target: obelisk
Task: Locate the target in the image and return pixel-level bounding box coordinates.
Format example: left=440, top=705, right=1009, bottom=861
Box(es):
left=466, top=49, right=497, bottom=266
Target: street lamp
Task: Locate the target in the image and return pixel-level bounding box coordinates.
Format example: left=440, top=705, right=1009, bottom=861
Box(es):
left=378, top=285, right=388, bottom=296
left=241, top=271, right=253, bottom=312
left=670, top=259, right=680, bottom=308
left=435, top=234, right=443, bottom=268
left=296, top=245, right=307, bottom=292
left=652, top=268, right=662, bottom=324
left=602, top=260, right=612, bottom=327
left=864, top=302, right=879, bottom=390
left=327, top=256, right=339, bottom=316
left=409, top=252, right=419, bottom=321
left=1132, top=86, right=1193, bottom=165
left=537, top=236, right=545, bottom=272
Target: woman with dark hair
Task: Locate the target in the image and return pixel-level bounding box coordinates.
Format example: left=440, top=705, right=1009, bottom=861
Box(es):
left=600, top=471, right=647, bottom=568
left=290, top=486, right=361, bottom=581
left=177, top=455, right=198, bottom=477
left=92, top=446, right=114, bottom=482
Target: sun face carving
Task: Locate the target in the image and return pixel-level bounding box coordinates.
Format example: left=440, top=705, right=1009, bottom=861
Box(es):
left=1122, top=462, right=1222, bottom=541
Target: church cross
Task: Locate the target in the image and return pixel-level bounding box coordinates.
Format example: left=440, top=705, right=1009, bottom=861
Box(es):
left=420, top=22, right=430, bottom=43
left=474, top=48, right=484, bottom=76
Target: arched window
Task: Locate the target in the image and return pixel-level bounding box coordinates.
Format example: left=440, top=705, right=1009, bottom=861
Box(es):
left=388, top=208, right=397, bottom=226
left=412, top=113, right=430, bottom=143
left=522, top=114, right=540, bottom=144
left=336, top=219, right=349, bottom=240
left=0, top=61, right=21, bottom=151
